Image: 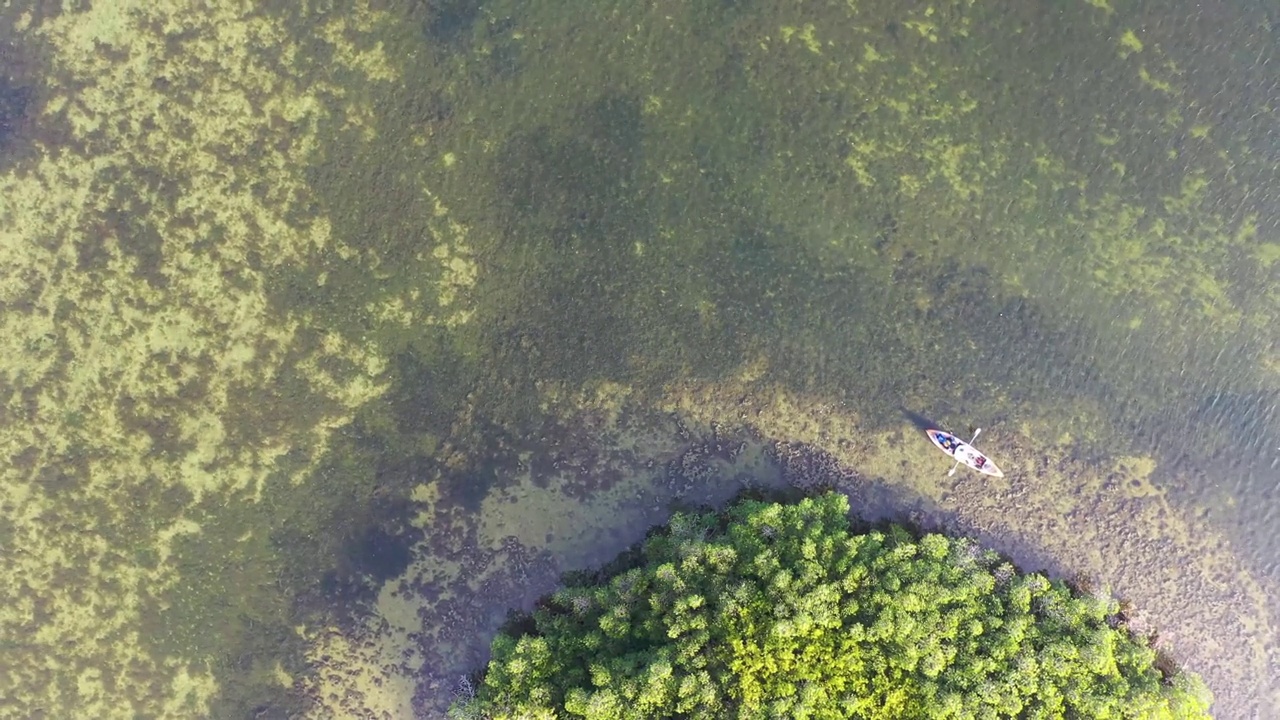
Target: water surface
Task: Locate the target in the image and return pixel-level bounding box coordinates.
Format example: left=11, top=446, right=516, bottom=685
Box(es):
left=0, top=0, right=1275, bottom=718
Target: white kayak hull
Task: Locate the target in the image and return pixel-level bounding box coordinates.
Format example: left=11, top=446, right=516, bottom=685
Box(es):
left=925, top=428, right=1005, bottom=477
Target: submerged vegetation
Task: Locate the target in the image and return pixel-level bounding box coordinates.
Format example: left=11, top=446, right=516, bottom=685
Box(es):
left=454, top=493, right=1211, bottom=720
left=1, top=0, right=1273, bottom=716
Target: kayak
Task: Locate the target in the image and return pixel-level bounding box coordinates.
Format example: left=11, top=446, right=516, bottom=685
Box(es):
left=925, top=428, right=1005, bottom=477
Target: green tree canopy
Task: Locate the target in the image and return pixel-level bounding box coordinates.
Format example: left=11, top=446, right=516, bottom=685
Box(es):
left=453, top=492, right=1212, bottom=719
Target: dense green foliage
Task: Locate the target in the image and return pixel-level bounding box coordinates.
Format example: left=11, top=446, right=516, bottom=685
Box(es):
left=454, top=493, right=1212, bottom=719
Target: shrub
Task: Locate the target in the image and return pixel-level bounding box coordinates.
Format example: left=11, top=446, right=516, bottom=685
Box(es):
left=453, top=492, right=1212, bottom=719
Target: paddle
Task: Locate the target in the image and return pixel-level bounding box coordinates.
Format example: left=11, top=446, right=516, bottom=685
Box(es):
left=947, top=427, right=982, bottom=477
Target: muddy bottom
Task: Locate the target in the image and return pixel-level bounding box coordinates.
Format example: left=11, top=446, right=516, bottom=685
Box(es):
left=295, top=378, right=1278, bottom=720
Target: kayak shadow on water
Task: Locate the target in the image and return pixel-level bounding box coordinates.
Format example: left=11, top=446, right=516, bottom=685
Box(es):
left=899, top=407, right=976, bottom=438
left=900, top=407, right=937, bottom=433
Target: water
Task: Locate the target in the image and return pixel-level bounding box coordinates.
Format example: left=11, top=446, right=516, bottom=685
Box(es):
left=0, top=0, right=1275, bottom=718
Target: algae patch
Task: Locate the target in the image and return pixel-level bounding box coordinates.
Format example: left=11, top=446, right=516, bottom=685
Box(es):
left=0, top=1, right=402, bottom=716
